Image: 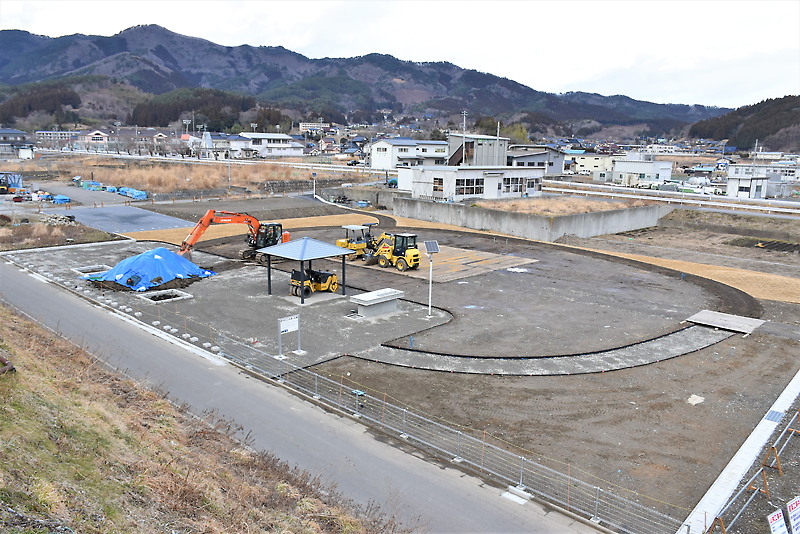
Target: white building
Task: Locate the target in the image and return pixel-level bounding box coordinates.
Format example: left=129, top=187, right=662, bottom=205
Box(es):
left=369, top=138, right=448, bottom=170
left=726, top=176, right=768, bottom=199
left=611, top=153, right=672, bottom=186
left=570, top=153, right=617, bottom=179
left=299, top=122, right=330, bottom=133
left=397, top=166, right=544, bottom=201
left=240, top=132, right=303, bottom=158
left=644, top=144, right=677, bottom=154
left=727, top=162, right=798, bottom=181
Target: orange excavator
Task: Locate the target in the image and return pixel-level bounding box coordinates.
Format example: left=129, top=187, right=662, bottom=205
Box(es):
left=178, top=209, right=289, bottom=264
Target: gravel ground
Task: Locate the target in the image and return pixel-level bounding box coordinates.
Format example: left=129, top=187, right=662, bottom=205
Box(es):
left=106, top=197, right=800, bottom=528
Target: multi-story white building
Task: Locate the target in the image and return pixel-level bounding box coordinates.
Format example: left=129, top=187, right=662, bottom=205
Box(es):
left=368, top=138, right=448, bottom=170
left=727, top=162, right=798, bottom=181
left=239, top=133, right=303, bottom=158
left=398, top=166, right=544, bottom=201
left=299, top=122, right=330, bottom=133
left=644, top=144, right=678, bottom=154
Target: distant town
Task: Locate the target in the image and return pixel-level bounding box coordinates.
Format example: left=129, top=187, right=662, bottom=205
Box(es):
left=3, top=117, right=795, bottom=203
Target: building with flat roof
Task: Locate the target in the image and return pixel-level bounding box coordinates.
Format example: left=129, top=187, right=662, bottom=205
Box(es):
left=397, top=166, right=544, bottom=201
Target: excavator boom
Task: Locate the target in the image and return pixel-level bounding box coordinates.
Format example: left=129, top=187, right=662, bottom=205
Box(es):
left=178, top=209, right=283, bottom=257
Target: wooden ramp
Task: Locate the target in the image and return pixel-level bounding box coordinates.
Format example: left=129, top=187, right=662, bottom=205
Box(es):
left=686, top=310, right=765, bottom=334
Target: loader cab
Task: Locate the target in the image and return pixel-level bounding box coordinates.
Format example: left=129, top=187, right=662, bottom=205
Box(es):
left=255, top=223, right=284, bottom=248
left=393, top=233, right=418, bottom=256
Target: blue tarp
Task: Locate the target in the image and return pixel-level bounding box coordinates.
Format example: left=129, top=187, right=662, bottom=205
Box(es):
left=88, top=247, right=215, bottom=291
left=118, top=186, right=147, bottom=200
left=52, top=195, right=70, bottom=204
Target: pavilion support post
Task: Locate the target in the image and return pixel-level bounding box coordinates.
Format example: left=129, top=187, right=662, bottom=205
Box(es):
left=267, top=255, right=272, bottom=295
left=342, top=256, right=346, bottom=295
left=300, top=260, right=305, bottom=305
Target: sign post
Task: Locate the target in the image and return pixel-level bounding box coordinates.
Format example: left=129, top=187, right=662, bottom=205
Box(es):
left=279, top=315, right=302, bottom=356
left=787, top=496, right=800, bottom=533
left=769, top=509, right=790, bottom=534
left=424, top=241, right=439, bottom=318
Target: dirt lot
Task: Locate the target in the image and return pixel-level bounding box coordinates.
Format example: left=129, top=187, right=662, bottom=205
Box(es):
left=135, top=198, right=800, bottom=526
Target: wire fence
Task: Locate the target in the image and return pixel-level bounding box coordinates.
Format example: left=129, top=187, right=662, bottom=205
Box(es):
left=214, top=330, right=683, bottom=534
left=17, top=263, right=686, bottom=534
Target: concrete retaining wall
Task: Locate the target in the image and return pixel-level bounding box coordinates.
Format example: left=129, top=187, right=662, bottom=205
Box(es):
left=658, top=218, right=800, bottom=242
left=394, top=198, right=673, bottom=241
left=319, top=187, right=406, bottom=208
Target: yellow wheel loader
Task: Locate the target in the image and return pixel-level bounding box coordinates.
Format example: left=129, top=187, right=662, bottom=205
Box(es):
left=370, top=232, right=421, bottom=272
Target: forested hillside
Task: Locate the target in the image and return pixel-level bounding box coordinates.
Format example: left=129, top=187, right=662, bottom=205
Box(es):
left=688, top=96, right=800, bottom=152
left=0, top=25, right=732, bottom=138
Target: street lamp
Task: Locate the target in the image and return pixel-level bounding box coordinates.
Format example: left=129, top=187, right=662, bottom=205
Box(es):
left=424, top=240, right=439, bottom=317
left=250, top=123, right=257, bottom=132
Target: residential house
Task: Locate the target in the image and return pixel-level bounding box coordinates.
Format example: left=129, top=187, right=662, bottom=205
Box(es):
left=507, top=145, right=566, bottom=174
left=240, top=133, right=303, bottom=158
left=318, top=137, right=340, bottom=154
left=0, top=128, right=34, bottom=159
left=397, top=166, right=544, bottom=201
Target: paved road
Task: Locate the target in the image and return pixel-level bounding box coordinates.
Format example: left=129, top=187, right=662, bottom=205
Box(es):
left=0, top=260, right=598, bottom=534
left=50, top=205, right=191, bottom=233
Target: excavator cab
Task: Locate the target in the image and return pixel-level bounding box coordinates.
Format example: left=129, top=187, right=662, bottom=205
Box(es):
left=254, top=223, right=284, bottom=249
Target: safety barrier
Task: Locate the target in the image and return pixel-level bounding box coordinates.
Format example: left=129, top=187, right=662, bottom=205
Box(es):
left=702, top=409, right=800, bottom=533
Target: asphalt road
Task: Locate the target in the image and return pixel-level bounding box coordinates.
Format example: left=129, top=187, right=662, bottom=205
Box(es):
left=0, top=260, right=598, bottom=534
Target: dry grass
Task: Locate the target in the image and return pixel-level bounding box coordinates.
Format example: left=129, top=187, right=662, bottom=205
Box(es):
left=476, top=197, right=655, bottom=216
left=1, top=158, right=364, bottom=194
left=0, top=216, right=123, bottom=251
left=0, top=304, right=419, bottom=533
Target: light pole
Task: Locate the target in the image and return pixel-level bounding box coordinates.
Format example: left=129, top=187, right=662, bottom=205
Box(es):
left=424, top=240, right=439, bottom=317
left=251, top=123, right=257, bottom=132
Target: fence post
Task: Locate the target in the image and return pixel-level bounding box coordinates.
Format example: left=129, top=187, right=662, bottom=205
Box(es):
left=519, top=456, right=525, bottom=488
left=456, top=431, right=462, bottom=460
left=592, top=487, right=600, bottom=522
left=401, top=409, right=407, bottom=437
left=314, top=374, right=319, bottom=399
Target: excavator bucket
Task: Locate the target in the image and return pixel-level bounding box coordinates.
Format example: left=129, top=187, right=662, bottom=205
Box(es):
left=363, top=253, right=379, bottom=266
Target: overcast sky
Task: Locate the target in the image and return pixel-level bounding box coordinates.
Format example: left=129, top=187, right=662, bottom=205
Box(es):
left=2, top=0, right=799, bottom=109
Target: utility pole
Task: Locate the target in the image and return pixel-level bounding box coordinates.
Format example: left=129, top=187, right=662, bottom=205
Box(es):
left=496, top=120, right=500, bottom=166
left=461, top=110, right=468, bottom=166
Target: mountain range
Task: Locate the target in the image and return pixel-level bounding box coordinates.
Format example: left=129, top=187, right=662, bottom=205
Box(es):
left=0, top=24, right=733, bottom=135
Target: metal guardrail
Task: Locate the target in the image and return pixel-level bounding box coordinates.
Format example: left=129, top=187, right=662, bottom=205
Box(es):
left=12, top=258, right=683, bottom=534
left=543, top=181, right=800, bottom=217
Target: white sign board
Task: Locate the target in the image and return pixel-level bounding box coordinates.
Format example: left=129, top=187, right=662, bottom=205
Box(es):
left=279, top=315, right=299, bottom=334
left=787, top=496, right=800, bottom=533
left=770, top=509, right=790, bottom=534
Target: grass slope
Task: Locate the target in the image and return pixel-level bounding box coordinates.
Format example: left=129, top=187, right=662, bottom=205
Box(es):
left=0, top=305, right=414, bottom=533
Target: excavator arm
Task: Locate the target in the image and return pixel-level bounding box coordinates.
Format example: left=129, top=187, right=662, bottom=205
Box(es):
left=178, top=210, right=260, bottom=257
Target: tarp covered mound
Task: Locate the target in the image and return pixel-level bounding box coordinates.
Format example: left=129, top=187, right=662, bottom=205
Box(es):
left=52, top=195, right=70, bottom=204
left=87, top=247, right=215, bottom=292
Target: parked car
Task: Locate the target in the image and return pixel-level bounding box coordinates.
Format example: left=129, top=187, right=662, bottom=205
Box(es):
left=347, top=160, right=359, bottom=166
left=12, top=195, right=23, bottom=202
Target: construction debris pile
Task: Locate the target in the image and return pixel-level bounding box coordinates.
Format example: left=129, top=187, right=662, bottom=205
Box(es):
left=87, top=247, right=215, bottom=292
